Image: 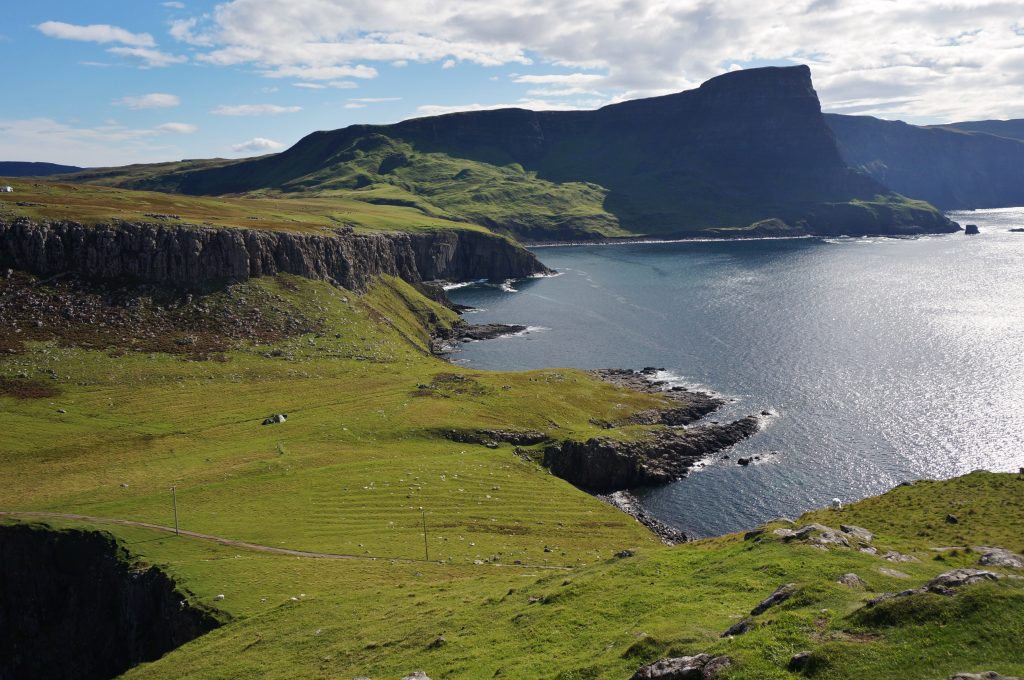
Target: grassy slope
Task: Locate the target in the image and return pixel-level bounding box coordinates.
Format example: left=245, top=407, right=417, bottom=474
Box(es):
left=0, top=179, right=488, bottom=235
left=1, top=270, right=1022, bottom=678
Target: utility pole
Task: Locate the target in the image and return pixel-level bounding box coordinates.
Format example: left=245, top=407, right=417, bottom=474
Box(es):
left=420, top=507, right=429, bottom=561
left=171, top=486, right=179, bottom=536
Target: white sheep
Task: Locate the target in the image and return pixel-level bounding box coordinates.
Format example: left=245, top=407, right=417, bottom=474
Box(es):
left=831, top=498, right=843, bottom=510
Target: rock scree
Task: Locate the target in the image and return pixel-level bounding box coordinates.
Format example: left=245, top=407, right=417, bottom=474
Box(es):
left=0, top=523, right=220, bottom=680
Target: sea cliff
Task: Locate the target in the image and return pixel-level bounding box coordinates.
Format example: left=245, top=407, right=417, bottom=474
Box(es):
left=0, top=219, right=549, bottom=291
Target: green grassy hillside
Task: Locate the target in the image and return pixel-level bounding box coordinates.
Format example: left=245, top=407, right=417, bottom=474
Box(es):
left=2, top=267, right=1022, bottom=679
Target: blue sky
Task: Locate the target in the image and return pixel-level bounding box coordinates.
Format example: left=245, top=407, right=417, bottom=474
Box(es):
left=2, top=0, right=1023, bottom=166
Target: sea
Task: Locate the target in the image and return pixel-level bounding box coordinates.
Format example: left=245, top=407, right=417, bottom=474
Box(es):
left=446, top=208, right=1024, bottom=538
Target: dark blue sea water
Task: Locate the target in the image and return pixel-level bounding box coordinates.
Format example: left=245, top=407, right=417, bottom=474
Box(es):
left=447, top=208, right=1024, bottom=537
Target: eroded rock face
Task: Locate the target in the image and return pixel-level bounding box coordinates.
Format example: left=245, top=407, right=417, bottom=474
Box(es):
left=0, top=524, right=220, bottom=680
left=0, top=219, right=550, bottom=292
left=542, top=416, right=761, bottom=493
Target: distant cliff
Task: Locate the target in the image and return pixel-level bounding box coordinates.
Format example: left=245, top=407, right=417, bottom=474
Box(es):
left=120, top=66, right=953, bottom=240
left=0, top=161, right=84, bottom=177
left=827, top=114, right=1024, bottom=210
left=0, top=219, right=550, bottom=291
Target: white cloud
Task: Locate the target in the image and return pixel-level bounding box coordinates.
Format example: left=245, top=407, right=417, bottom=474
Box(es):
left=328, top=80, right=358, bottom=89
left=156, top=122, right=197, bottom=133
left=0, top=118, right=188, bottom=166
left=115, top=93, right=181, bottom=109
left=512, top=73, right=604, bottom=85
left=108, top=46, right=187, bottom=68
left=230, top=137, right=285, bottom=153
left=348, top=97, right=401, bottom=103
left=211, top=104, right=302, bottom=115
left=293, top=82, right=326, bottom=89
left=163, top=1, right=186, bottom=8
left=441, top=59, right=456, bottom=69
left=165, top=0, right=1024, bottom=122
left=343, top=103, right=366, bottom=109
left=260, top=64, right=378, bottom=80
left=37, top=21, right=154, bottom=47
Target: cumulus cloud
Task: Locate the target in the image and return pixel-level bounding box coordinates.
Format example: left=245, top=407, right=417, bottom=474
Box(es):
left=156, top=122, right=197, bottom=133
left=37, top=21, right=154, bottom=47
left=211, top=104, right=302, bottom=115
left=165, top=0, right=1024, bottom=122
left=115, top=93, right=181, bottom=109
left=230, top=137, right=285, bottom=152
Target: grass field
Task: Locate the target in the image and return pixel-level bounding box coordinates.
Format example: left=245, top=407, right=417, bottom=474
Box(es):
left=2, top=267, right=1023, bottom=679
left=0, top=178, right=486, bottom=235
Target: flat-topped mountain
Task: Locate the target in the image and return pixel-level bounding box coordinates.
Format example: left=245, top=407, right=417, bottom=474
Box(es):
left=111, top=66, right=954, bottom=240
left=827, top=113, right=1024, bottom=210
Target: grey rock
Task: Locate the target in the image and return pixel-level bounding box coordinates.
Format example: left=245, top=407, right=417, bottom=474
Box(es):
left=262, top=414, right=287, bottom=425
left=946, top=513, right=960, bottom=524
left=751, top=583, right=798, bottom=616
left=631, top=654, right=732, bottom=680
left=866, top=569, right=1001, bottom=607
left=977, top=547, right=1024, bottom=569
left=950, top=673, right=1021, bottom=680
left=924, top=568, right=1000, bottom=593
left=721, top=618, right=753, bottom=637
left=400, top=673, right=432, bottom=680
left=787, top=652, right=813, bottom=672
left=837, top=573, right=868, bottom=589
left=839, top=524, right=874, bottom=543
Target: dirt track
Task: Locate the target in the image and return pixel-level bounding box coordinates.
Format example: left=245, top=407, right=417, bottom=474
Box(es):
left=0, top=511, right=571, bottom=570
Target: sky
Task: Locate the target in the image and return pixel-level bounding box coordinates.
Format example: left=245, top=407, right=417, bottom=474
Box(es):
left=2, top=0, right=1023, bottom=167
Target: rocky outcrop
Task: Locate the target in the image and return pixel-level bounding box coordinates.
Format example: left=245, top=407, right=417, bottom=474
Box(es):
left=0, top=218, right=550, bottom=291
left=864, top=568, right=1002, bottom=608
left=597, top=490, right=688, bottom=545
left=0, top=524, right=220, bottom=680
left=542, top=416, right=761, bottom=493
left=631, top=654, right=732, bottom=680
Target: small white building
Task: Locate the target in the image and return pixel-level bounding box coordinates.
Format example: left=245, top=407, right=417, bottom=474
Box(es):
left=1, top=186, right=12, bottom=193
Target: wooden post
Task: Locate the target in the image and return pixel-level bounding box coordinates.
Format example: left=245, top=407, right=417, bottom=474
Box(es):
left=171, top=486, right=179, bottom=536
left=420, top=507, right=429, bottom=561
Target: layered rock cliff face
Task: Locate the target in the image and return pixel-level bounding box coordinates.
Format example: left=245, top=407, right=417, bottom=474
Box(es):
left=543, top=416, right=762, bottom=493
left=0, top=219, right=549, bottom=291
left=0, top=524, right=219, bottom=680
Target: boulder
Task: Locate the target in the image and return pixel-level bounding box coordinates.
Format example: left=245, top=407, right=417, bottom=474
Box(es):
left=631, top=654, right=732, bottom=680
left=964, top=224, right=980, bottom=235
left=837, top=573, right=868, bottom=589
left=950, top=673, right=1021, bottom=680
left=788, top=652, right=813, bottom=672
left=750, top=583, right=798, bottom=616
left=720, top=618, right=754, bottom=637
left=400, top=673, right=432, bottom=680
left=924, top=568, right=1000, bottom=594
left=977, top=547, right=1024, bottom=569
